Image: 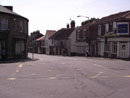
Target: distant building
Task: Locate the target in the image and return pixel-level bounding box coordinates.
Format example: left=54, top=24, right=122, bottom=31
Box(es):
left=35, top=35, right=45, bottom=54
left=28, top=30, right=43, bottom=53
left=44, top=30, right=56, bottom=55
left=97, top=10, right=130, bottom=59
left=50, top=28, right=74, bottom=56
left=0, top=5, right=29, bottom=60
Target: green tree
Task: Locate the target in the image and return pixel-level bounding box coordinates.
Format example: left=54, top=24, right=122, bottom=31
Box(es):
left=81, top=18, right=98, bottom=25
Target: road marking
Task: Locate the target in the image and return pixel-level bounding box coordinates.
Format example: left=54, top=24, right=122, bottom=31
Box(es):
left=19, top=64, right=23, bottom=68
left=93, top=64, right=102, bottom=67
left=16, top=70, right=19, bottom=72
left=48, top=77, right=56, bottom=80
left=91, top=72, right=103, bottom=78
left=8, top=78, right=16, bottom=80
left=124, top=75, right=130, bottom=78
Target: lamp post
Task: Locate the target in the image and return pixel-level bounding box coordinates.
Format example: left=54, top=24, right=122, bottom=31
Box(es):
left=77, top=15, right=90, bottom=56
left=77, top=15, right=89, bottom=20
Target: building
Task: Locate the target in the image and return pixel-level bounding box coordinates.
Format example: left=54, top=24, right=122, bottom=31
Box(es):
left=44, top=30, right=56, bottom=55
left=0, top=5, right=29, bottom=60
left=69, top=21, right=98, bottom=56
left=35, top=35, right=45, bottom=54
left=50, top=28, right=74, bottom=56
left=97, top=10, right=130, bottom=59
left=28, top=30, right=43, bottom=53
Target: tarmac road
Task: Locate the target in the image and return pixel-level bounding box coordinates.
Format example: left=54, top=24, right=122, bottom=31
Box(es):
left=0, top=53, right=130, bottom=98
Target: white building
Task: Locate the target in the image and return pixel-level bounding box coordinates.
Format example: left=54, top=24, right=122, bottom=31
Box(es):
left=98, top=10, right=130, bottom=59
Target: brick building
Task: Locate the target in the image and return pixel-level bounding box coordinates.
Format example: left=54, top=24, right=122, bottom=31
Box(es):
left=0, top=5, right=29, bottom=60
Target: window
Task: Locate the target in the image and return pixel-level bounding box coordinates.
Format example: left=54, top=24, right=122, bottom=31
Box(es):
left=83, top=29, right=86, bottom=40
left=109, top=22, right=113, bottom=32
left=0, top=18, right=8, bottom=30
left=20, top=21, right=23, bottom=32
left=101, top=24, right=105, bottom=35
left=98, top=25, right=101, bottom=35
left=104, top=42, right=110, bottom=52
left=76, top=30, right=80, bottom=41
left=76, top=30, right=86, bottom=41
left=113, top=22, right=117, bottom=33
left=117, top=22, right=129, bottom=35
left=105, top=24, right=109, bottom=34
left=112, top=41, right=117, bottom=53
left=15, top=40, right=25, bottom=55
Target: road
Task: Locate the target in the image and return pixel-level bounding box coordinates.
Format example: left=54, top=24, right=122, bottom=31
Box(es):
left=0, top=53, right=130, bottom=98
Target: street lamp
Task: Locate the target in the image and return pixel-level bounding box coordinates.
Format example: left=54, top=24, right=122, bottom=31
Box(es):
left=77, top=15, right=89, bottom=20
left=77, top=15, right=90, bottom=56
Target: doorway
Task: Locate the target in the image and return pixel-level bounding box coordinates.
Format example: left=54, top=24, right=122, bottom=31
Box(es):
left=119, top=42, right=128, bottom=58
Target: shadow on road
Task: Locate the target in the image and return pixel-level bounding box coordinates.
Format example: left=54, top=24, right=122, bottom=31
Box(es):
left=0, top=57, right=39, bottom=64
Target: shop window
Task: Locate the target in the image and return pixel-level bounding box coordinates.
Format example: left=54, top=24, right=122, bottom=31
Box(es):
left=15, top=40, right=25, bottom=55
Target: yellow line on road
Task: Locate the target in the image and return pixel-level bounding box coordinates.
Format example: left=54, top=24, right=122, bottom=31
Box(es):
left=19, top=64, right=23, bottom=68
left=8, top=78, right=16, bottom=80
left=93, top=64, right=102, bottom=67
left=91, top=72, right=103, bottom=78
left=16, top=70, right=19, bottom=72
left=124, top=75, right=130, bottom=78
left=48, top=77, right=56, bottom=80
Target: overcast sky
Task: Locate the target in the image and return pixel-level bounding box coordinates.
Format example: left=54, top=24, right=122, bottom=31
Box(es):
left=0, top=0, right=130, bottom=34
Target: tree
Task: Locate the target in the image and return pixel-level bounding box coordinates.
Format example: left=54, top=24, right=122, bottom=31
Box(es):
left=81, top=18, right=98, bottom=25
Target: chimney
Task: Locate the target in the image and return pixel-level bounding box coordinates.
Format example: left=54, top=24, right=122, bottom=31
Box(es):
left=4, top=6, right=13, bottom=11
left=70, top=20, right=75, bottom=28
left=67, top=24, right=69, bottom=28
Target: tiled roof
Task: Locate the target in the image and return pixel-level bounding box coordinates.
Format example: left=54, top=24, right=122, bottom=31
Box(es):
left=97, top=10, right=130, bottom=24
left=36, top=35, right=45, bottom=41
left=0, top=5, right=28, bottom=20
left=78, top=20, right=98, bottom=31
left=46, top=30, right=56, bottom=38
left=50, top=28, right=74, bottom=40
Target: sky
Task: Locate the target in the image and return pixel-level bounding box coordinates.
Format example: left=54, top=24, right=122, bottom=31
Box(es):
left=0, top=0, right=130, bottom=34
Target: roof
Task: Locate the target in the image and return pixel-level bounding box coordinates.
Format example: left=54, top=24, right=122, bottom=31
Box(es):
left=97, top=10, right=130, bottom=24
left=50, top=28, right=74, bottom=40
left=77, top=21, right=97, bottom=31
left=0, top=5, right=28, bottom=20
left=46, top=30, right=56, bottom=38
left=36, top=35, right=45, bottom=41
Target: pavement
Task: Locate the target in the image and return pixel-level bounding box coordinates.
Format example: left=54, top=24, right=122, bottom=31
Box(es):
left=0, top=53, right=130, bottom=98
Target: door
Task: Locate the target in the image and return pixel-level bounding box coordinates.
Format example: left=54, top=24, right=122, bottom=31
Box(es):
left=120, top=43, right=128, bottom=58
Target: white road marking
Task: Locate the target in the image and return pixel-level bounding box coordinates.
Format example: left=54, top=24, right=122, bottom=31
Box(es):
left=91, top=72, right=103, bottom=78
